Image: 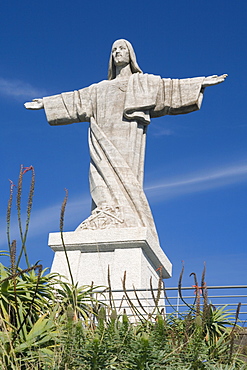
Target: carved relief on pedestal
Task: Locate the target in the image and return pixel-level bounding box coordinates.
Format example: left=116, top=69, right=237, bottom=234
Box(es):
left=77, top=206, right=124, bottom=230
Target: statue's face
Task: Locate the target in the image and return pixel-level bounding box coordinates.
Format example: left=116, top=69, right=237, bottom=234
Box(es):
left=112, top=40, right=130, bottom=67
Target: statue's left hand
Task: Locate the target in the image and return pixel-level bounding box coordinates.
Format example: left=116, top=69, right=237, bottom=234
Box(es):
left=202, top=74, right=228, bottom=87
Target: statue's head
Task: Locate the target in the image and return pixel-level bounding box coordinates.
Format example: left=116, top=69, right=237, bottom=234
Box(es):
left=108, top=39, right=142, bottom=80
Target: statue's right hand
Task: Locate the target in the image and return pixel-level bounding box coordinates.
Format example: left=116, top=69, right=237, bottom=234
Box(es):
left=24, top=98, right=44, bottom=110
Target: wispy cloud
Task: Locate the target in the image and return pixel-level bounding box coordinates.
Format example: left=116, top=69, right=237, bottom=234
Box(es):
left=1, top=162, right=247, bottom=247
left=0, top=195, right=90, bottom=247
left=152, top=127, right=175, bottom=136
left=145, top=162, right=247, bottom=200
left=151, top=122, right=176, bottom=136
left=0, top=77, right=46, bottom=99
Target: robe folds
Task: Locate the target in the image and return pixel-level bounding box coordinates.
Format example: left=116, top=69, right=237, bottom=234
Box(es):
left=43, top=73, right=205, bottom=237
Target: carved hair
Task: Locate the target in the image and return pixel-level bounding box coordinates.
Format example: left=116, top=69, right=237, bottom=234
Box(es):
left=108, top=39, right=143, bottom=80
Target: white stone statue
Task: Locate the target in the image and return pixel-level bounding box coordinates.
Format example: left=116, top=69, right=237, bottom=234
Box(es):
left=25, top=39, right=227, bottom=240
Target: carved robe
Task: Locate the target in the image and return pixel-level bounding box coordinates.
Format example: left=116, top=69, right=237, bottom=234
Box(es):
left=43, top=73, right=205, bottom=237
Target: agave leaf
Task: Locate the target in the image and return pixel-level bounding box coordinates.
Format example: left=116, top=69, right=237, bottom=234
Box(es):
left=14, top=314, right=56, bottom=352
left=25, top=314, right=49, bottom=340
left=0, top=263, right=9, bottom=280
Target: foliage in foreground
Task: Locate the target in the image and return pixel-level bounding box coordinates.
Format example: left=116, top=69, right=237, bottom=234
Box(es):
left=49, top=308, right=246, bottom=370
left=0, top=166, right=246, bottom=369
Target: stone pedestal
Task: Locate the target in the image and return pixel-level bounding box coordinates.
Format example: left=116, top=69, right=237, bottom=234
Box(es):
left=48, top=227, right=172, bottom=314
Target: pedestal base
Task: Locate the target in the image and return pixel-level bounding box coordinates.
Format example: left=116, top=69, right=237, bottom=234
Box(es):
left=48, top=227, right=172, bottom=314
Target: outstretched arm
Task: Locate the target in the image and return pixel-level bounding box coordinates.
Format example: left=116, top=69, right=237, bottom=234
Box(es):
left=24, top=88, right=92, bottom=125
left=202, top=74, right=228, bottom=88
left=24, top=98, right=44, bottom=110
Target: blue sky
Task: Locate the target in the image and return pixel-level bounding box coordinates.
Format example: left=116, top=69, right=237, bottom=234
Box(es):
left=0, top=0, right=246, bottom=288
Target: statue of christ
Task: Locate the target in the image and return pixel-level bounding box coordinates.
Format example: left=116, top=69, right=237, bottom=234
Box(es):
left=25, top=39, right=227, bottom=237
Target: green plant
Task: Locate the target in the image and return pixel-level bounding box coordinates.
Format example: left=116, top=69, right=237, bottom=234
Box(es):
left=0, top=166, right=103, bottom=369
